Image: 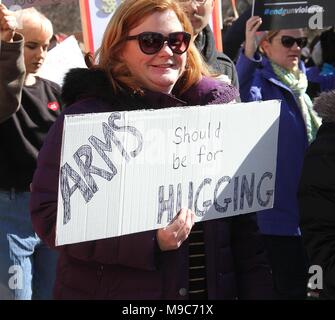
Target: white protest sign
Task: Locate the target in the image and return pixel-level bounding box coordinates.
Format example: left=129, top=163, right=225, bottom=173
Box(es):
left=56, top=100, right=281, bottom=246
left=37, top=35, right=86, bottom=86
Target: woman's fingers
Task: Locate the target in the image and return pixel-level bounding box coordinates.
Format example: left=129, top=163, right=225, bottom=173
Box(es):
left=167, top=207, right=187, bottom=232
left=0, top=4, right=17, bottom=42
left=246, top=16, right=262, bottom=31
left=156, top=208, right=195, bottom=251
left=245, top=16, right=262, bottom=59
left=176, top=209, right=194, bottom=243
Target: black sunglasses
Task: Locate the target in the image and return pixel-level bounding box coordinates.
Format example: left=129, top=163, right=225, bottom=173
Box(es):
left=125, top=31, right=191, bottom=55
left=280, top=36, right=308, bottom=48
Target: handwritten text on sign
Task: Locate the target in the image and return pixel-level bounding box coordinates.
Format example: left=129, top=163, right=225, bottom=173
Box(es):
left=56, top=101, right=280, bottom=245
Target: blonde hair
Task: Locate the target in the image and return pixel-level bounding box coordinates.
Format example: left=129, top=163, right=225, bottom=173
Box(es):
left=96, top=0, right=210, bottom=94
left=259, top=30, right=280, bottom=55
left=264, top=30, right=280, bottom=42
left=14, top=7, right=53, bottom=37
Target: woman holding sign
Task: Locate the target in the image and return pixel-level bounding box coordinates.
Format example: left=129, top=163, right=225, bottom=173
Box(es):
left=236, top=16, right=318, bottom=299
left=30, top=0, right=273, bottom=299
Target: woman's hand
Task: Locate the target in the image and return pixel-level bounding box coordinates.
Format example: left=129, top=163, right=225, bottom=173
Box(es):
left=0, top=4, right=18, bottom=43
left=244, top=16, right=262, bottom=59
left=157, top=208, right=195, bottom=251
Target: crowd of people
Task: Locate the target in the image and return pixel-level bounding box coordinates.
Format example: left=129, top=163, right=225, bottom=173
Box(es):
left=1, top=0, right=335, bottom=300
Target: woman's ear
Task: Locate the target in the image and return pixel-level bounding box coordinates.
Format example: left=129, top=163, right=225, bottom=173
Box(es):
left=119, top=48, right=124, bottom=59
left=260, top=40, right=271, bottom=57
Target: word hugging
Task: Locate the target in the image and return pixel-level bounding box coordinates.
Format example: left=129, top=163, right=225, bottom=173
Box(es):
left=157, top=172, right=274, bottom=224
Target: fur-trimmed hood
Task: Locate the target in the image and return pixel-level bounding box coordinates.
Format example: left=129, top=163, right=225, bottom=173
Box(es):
left=313, top=90, right=335, bottom=123
left=61, top=68, right=118, bottom=107
left=61, top=68, right=189, bottom=110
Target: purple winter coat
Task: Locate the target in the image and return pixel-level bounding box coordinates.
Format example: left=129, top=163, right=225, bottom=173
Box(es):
left=30, top=68, right=273, bottom=299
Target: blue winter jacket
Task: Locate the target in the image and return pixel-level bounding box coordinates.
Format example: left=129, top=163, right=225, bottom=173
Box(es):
left=236, top=51, right=308, bottom=236
left=306, top=65, right=335, bottom=93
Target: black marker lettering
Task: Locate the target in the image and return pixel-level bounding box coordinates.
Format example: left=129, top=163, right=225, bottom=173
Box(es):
left=108, top=112, right=143, bottom=158
left=214, top=176, right=232, bottom=213
left=73, top=145, right=114, bottom=193
left=157, top=185, right=174, bottom=224
left=257, top=172, right=274, bottom=207
left=60, top=163, right=94, bottom=225
left=194, top=178, right=212, bottom=217
left=240, top=173, right=255, bottom=210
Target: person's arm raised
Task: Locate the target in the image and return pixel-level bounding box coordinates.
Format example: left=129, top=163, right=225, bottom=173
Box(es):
left=0, top=4, right=17, bottom=42
left=244, top=16, right=262, bottom=60
left=0, top=4, right=25, bottom=123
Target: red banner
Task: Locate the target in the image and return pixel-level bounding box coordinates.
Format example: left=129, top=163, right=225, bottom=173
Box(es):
left=212, top=0, right=222, bottom=52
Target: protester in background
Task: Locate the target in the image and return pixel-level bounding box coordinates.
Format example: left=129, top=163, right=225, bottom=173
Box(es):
left=0, top=5, right=24, bottom=123
left=298, top=90, right=335, bottom=299
left=177, top=0, right=239, bottom=89
left=0, top=5, right=60, bottom=300
left=307, top=27, right=335, bottom=98
left=236, top=16, right=320, bottom=299
left=30, top=0, right=273, bottom=299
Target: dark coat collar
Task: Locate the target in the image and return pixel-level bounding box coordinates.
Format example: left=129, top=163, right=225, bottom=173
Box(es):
left=61, top=68, right=186, bottom=110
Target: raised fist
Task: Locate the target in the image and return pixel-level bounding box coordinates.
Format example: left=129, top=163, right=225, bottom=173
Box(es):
left=0, top=4, right=18, bottom=42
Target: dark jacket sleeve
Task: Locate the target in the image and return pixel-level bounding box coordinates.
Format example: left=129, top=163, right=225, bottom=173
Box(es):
left=30, top=110, right=159, bottom=271
left=222, top=6, right=252, bottom=62
left=231, top=213, right=274, bottom=299
left=180, top=76, right=239, bottom=105
left=216, top=52, right=240, bottom=93
left=298, top=140, right=335, bottom=293
left=0, top=34, right=25, bottom=123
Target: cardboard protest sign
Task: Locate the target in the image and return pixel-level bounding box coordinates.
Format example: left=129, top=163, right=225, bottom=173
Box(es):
left=37, top=35, right=87, bottom=86
left=252, top=0, right=334, bottom=31
left=56, top=100, right=280, bottom=246
left=2, top=0, right=75, bottom=9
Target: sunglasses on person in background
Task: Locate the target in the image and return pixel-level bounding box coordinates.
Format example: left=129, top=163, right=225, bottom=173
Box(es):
left=280, top=36, right=308, bottom=48
left=125, top=31, right=191, bottom=55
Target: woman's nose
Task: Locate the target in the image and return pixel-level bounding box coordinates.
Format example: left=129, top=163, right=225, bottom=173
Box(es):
left=158, top=41, right=174, bottom=56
